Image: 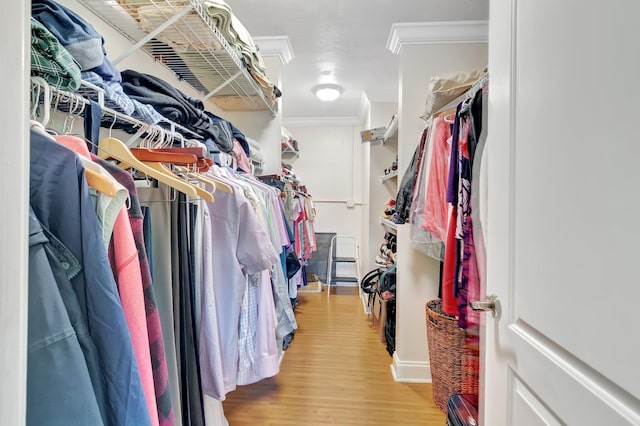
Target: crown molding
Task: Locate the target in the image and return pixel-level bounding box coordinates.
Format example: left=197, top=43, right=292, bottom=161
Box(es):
left=254, top=36, right=295, bottom=64
left=283, top=116, right=362, bottom=127
left=386, top=20, right=488, bottom=54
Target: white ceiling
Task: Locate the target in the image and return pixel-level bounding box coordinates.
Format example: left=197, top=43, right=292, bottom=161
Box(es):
left=224, top=0, right=489, bottom=120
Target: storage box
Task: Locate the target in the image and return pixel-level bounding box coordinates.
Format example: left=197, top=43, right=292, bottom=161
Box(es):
left=372, top=295, right=387, bottom=343
left=360, top=127, right=386, bottom=143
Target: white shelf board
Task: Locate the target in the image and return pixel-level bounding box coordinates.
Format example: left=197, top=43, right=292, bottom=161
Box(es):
left=361, top=114, right=398, bottom=144
left=382, top=115, right=398, bottom=141
left=379, top=170, right=398, bottom=181
left=379, top=217, right=398, bottom=230
left=281, top=137, right=299, bottom=158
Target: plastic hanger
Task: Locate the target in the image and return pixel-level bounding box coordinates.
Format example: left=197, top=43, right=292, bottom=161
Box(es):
left=143, top=161, right=215, bottom=202
left=98, top=136, right=202, bottom=199
left=435, top=107, right=457, bottom=123
left=174, top=165, right=233, bottom=194
left=53, top=132, right=119, bottom=198
left=30, top=77, right=51, bottom=127
left=30, top=83, right=118, bottom=198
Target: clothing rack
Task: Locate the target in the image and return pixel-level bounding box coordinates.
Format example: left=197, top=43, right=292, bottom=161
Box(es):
left=427, top=72, right=489, bottom=122
left=31, top=77, right=201, bottom=147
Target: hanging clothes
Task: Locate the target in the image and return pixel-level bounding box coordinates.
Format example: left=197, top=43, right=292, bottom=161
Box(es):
left=422, top=115, right=452, bottom=242
left=139, top=186, right=185, bottom=426
left=94, top=157, right=176, bottom=426
left=455, top=89, right=484, bottom=332
left=173, top=194, right=205, bottom=426
left=199, top=178, right=279, bottom=400
left=29, top=129, right=151, bottom=426
left=54, top=134, right=159, bottom=426
left=442, top=104, right=463, bottom=317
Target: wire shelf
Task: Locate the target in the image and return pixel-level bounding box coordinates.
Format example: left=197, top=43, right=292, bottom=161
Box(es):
left=78, top=0, right=277, bottom=115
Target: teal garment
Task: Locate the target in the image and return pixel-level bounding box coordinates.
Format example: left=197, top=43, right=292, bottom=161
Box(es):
left=94, top=187, right=129, bottom=250
left=30, top=18, right=81, bottom=91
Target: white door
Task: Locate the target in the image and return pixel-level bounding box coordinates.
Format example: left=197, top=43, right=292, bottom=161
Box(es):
left=482, top=0, right=640, bottom=424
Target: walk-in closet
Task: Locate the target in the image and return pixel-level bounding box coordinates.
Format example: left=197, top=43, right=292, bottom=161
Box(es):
left=3, top=0, right=640, bottom=425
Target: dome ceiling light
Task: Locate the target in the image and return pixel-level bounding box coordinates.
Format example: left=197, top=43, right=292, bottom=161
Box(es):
left=314, top=84, right=342, bottom=101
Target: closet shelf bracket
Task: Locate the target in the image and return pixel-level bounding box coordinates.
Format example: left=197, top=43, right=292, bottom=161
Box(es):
left=112, top=4, right=195, bottom=66
left=202, top=70, right=243, bottom=101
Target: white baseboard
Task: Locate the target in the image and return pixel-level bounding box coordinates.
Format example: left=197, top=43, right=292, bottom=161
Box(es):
left=390, top=352, right=432, bottom=383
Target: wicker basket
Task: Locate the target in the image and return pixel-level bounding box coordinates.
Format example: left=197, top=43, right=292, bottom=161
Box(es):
left=425, top=299, right=479, bottom=412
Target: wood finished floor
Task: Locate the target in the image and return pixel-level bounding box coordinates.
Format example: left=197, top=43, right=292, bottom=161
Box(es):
left=223, top=287, right=446, bottom=426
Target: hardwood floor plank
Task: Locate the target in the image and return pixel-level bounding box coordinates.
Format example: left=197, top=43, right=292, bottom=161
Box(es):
left=223, top=287, right=445, bottom=425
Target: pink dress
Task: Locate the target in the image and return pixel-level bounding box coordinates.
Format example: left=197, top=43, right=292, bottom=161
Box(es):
left=109, top=208, right=160, bottom=426
left=422, top=116, right=452, bottom=242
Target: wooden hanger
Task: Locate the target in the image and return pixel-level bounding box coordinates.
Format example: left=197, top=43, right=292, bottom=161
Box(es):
left=152, top=147, right=212, bottom=172
left=130, top=147, right=198, bottom=165
left=82, top=161, right=118, bottom=197
left=131, top=147, right=216, bottom=200
left=40, top=129, right=119, bottom=198
left=143, top=162, right=215, bottom=202
left=174, top=166, right=233, bottom=194
left=152, top=147, right=207, bottom=157
left=98, top=137, right=205, bottom=199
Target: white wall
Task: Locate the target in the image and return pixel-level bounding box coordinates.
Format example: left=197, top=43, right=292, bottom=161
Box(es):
left=286, top=124, right=369, bottom=281
left=225, top=56, right=283, bottom=175
left=392, top=43, right=488, bottom=382
left=0, top=2, right=29, bottom=424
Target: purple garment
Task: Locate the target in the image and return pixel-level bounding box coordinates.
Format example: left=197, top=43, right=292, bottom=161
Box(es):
left=446, top=104, right=463, bottom=204
left=93, top=155, right=175, bottom=426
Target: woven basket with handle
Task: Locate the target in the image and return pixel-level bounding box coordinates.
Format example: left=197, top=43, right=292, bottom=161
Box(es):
left=425, top=299, right=479, bottom=412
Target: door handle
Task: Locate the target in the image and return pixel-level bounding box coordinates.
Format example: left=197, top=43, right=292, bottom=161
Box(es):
left=470, top=294, right=501, bottom=318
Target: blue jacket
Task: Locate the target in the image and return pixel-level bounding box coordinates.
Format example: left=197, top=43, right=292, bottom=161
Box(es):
left=30, top=130, right=151, bottom=426
left=28, top=207, right=104, bottom=426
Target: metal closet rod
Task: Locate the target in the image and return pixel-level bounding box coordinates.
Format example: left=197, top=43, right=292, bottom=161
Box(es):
left=32, top=78, right=200, bottom=145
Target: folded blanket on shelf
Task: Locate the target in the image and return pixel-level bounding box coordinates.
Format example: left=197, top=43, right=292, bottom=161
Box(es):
left=32, top=0, right=104, bottom=70
left=31, top=18, right=81, bottom=91
left=82, top=71, right=135, bottom=115
left=121, top=69, right=219, bottom=141
left=199, top=0, right=274, bottom=88
left=81, top=72, right=163, bottom=125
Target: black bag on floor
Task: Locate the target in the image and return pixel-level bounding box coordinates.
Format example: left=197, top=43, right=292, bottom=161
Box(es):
left=384, top=299, right=396, bottom=356
left=446, top=394, right=478, bottom=426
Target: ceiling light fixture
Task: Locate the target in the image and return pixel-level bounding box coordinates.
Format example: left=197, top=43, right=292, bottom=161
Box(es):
left=314, top=84, right=342, bottom=102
